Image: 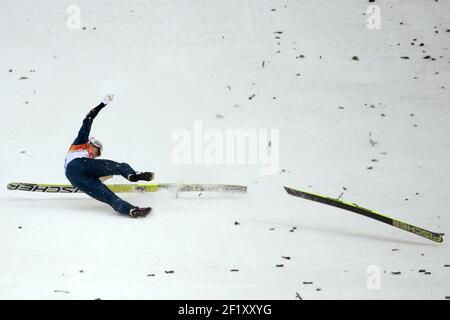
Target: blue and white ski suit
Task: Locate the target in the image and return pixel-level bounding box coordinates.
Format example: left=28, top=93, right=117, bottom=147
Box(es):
left=64, top=103, right=137, bottom=215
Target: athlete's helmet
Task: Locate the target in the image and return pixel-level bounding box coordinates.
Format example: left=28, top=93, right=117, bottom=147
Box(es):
left=89, top=137, right=103, bottom=156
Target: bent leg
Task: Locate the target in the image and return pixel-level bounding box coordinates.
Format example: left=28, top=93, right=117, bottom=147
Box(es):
left=74, top=176, right=137, bottom=215
left=66, top=159, right=137, bottom=215
left=83, top=159, right=136, bottom=180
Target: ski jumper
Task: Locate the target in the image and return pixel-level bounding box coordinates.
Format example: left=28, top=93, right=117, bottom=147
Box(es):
left=64, top=103, right=137, bottom=215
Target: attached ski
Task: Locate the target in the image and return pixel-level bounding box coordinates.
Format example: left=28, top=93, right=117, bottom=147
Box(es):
left=7, top=182, right=246, bottom=194
left=158, top=183, right=247, bottom=193
left=284, top=186, right=443, bottom=243
left=6, top=182, right=158, bottom=193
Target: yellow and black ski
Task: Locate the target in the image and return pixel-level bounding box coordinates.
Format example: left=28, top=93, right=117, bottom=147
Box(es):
left=284, top=186, right=443, bottom=243
left=7, top=182, right=246, bottom=194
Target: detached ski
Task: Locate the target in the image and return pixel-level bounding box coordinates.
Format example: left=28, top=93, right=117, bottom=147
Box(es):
left=7, top=182, right=246, bottom=194
left=284, top=186, right=443, bottom=243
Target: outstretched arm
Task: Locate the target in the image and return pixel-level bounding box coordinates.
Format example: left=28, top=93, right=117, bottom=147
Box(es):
left=72, top=95, right=113, bottom=145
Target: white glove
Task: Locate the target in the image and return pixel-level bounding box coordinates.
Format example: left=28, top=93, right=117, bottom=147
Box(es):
left=102, top=94, right=114, bottom=105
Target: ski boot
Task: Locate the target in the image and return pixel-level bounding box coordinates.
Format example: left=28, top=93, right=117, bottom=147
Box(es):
left=128, top=172, right=154, bottom=182
left=129, top=207, right=152, bottom=218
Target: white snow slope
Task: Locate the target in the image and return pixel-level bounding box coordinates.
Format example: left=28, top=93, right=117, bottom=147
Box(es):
left=0, top=0, right=449, bottom=300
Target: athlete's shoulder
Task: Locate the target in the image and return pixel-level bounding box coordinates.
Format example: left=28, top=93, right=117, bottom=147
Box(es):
left=68, top=142, right=90, bottom=152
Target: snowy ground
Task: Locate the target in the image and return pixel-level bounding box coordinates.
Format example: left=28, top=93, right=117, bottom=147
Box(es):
left=0, top=0, right=449, bottom=299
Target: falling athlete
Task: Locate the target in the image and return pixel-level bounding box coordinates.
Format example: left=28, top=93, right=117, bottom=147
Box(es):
left=64, top=95, right=153, bottom=217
